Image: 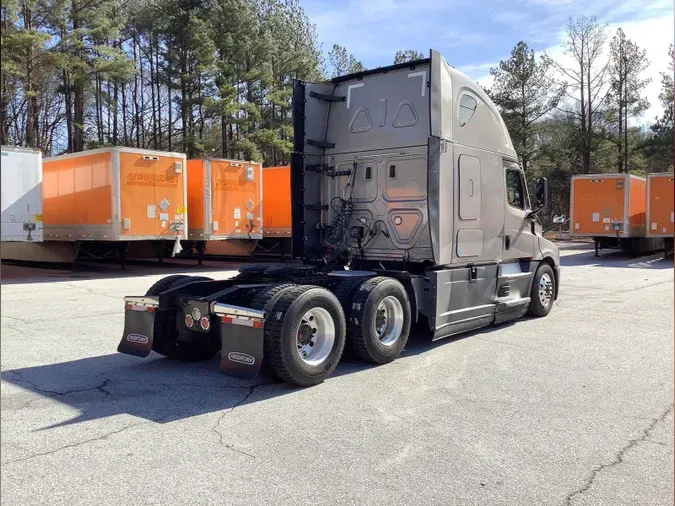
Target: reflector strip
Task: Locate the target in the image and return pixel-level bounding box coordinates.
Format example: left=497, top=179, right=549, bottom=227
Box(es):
left=125, top=304, right=156, bottom=312
left=221, top=316, right=264, bottom=328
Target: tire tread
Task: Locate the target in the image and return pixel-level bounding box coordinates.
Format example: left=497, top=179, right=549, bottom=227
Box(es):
left=346, top=276, right=411, bottom=364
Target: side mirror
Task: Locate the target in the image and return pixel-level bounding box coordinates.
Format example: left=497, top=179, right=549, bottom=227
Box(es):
left=535, top=177, right=548, bottom=210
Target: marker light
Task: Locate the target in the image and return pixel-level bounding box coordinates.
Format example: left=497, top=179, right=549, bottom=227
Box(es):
left=200, top=316, right=210, bottom=331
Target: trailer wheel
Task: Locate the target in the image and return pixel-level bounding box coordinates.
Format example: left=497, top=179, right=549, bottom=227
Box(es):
left=146, top=275, right=214, bottom=359
left=264, top=285, right=346, bottom=386
left=345, top=277, right=411, bottom=364
left=527, top=264, right=555, bottom=317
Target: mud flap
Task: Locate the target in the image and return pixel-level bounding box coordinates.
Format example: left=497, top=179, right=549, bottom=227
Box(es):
left=219, top=323, right=264, bottom=380
left=213, top=303, right=265, bottom=381
left=117, top=298, right=159, bottom=357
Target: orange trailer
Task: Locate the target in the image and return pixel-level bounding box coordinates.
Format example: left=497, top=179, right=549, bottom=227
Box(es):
left=570, top=174, right=647, bottom=239
left=262, top=165, right=291, bottom=238
left=186, top=158, right=262, bottom=241
left=646, top=172, right=674, bottom=238
left=42, top=147, right=188, bottom=241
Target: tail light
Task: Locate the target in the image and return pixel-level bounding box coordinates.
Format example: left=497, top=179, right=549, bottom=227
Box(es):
left=185, top=314, right=194, bottom=328
left=200, top=316, right=210, bottom=331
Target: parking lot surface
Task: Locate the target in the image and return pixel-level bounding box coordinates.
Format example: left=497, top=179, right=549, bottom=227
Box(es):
left=1, top=243, right=673, bottom=506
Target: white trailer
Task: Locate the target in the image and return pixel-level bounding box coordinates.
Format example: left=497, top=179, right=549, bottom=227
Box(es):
left=1, top=146, right=43, bottom=242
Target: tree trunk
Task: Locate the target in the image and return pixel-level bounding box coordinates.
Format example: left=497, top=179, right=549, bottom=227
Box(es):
left=71, top=0, right=85, bottom=152
left=155, top=34, right=162, bottom=149
left=198, top=74, right=205, bottom=141
left=107, top=80, right=112, bottom=144
left=180, top=46, right=188, bottom=155
left=113, top=79, right=119, bottom=145
left=167, top=44, right=172, bottom=151
left=23, top=6, right=39, bottom=148
left=586, top=63, right=592, bottom=172
left=579, top=46, right=588, bottom=173
left=623, top=81, right=628, bottom=172
left=228, top=122, right=233, bottom=158
left=121, top=51, right=128, bottom=146
left=132, top=34, right=140, bottom=146
left=139, top=35, right=146, bottom=147
left=63, top=68, right=73, bottom=153
left=73, top=77, right=85, bottom=152
left=149, top=36, right=158, bottom=148
left=94, top=74, right=101, bottom=143
left=0, top=80, right=8, bottom=145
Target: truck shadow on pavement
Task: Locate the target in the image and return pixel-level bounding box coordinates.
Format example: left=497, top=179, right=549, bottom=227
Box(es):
left=2, top=327, right=482, bottom=431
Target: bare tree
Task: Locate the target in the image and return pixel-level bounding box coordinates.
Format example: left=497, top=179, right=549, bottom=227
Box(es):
left=544, top=15, right=609, bottom=173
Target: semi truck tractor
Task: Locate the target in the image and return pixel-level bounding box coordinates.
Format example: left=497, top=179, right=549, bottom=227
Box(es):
left=117, top=50, right=560, bottom=386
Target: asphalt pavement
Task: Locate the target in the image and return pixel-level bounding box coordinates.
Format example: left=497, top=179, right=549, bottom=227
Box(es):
left=1, top=243, right=673, bottom=506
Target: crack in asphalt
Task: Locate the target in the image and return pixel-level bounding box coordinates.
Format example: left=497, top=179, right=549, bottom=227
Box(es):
left=6, top=368, right=269, bottom=393
left=563, top=404, right=674, bottom=506
left=9, top=371, right=112, bottom=412
left=65, top=283, right=123, bottom=300
left=1, top=315, right=30, bottom=323
left=1, top=417, right=167, bottom=466
left=210, top=381, right=276, bottom=459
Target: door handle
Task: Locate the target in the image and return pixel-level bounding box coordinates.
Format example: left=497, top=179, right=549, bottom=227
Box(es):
left=505, top=234, right=511, bottom=250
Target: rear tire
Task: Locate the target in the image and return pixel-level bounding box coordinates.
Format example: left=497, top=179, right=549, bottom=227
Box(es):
left=527, top=264, right=555, bottom=317
left=344, top=277, right=411, bottom=364
left=264, top=285, right=346, bottom=386
left=250, top=283, right=297, bottom=312
left=146, top=275, right=215, bottom=360
left=145, top=275, right=196, bottom=297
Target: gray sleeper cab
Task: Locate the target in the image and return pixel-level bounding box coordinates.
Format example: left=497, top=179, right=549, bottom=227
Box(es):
left=117, top=50, right=560, bottom=386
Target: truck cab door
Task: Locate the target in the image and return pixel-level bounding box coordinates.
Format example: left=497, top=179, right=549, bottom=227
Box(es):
left=502, top=161, right=536, bottom=261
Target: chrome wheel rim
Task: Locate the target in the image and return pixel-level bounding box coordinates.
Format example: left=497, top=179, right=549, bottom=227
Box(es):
left=296, top=307, right=335, bottom=366
left=375, top=296, right=404, bottom=346
left=538, top=273, right=553, bottom=307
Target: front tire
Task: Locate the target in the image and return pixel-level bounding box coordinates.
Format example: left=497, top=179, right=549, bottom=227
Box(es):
left=527, top=264, right=555, bottom=317
left=345, top=277, right=411, bottom=364
left=264, top=285, right=346, bottom=386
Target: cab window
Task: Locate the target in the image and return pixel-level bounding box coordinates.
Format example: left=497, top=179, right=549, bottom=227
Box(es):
left=505, top=168, right=525, bottom=210
left=459, top=94, right=477, bottom=127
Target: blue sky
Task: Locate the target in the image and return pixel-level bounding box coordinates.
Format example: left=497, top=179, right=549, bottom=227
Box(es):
left=302, top=0, right=674, bottom=125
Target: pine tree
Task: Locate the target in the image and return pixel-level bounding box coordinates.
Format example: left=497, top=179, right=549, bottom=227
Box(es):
left=327, top=44, right=364, bottom=78
left=487, top=41, right=565, bottom=172
left=605, top=28, right=650, bottom=172
left=393, top=50, right=425, bottom=64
